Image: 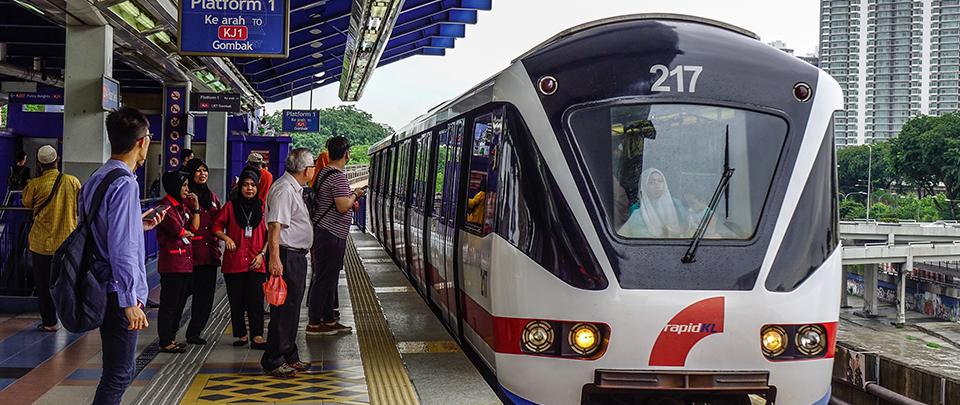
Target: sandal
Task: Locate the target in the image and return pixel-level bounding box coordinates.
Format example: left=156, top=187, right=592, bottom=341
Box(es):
left=160, top=342, right=187, bottom=353
left=36, top=324, right=58, bottom=332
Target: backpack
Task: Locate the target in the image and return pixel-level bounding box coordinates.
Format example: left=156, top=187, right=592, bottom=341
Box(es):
left=49, top=168, right=129, bottom=333
left=307, top=169, right=337, bottom=223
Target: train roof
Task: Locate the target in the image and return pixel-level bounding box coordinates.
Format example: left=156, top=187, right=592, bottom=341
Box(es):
left=368, top=13, right=761, bottom=155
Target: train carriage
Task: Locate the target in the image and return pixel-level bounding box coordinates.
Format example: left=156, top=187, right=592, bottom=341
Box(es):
left=368, top=14, right=841, bottom=405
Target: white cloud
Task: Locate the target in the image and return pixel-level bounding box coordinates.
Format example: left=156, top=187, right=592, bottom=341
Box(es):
left=266, top=1, right=819, bottom=131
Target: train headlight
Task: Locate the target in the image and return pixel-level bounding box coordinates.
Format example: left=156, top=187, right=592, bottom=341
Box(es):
left=796, top=325, right=826, bottom=356
left=522, top=321, right=554, bottom=353
left=569, top=323, right=600, bottom=355
left=760, top=325, right=787, bottom=357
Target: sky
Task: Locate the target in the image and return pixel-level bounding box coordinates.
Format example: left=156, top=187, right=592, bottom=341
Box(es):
left=265, top=0, right=820, bottom=130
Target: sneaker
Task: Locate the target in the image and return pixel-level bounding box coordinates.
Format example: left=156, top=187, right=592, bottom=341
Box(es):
left=265, top=364, right=297, bottom=378
left=326, top=322, right=353, bottom=334
left=305, top=324, right=337, bottom=336
left=288, top=361, right=311, bottom=372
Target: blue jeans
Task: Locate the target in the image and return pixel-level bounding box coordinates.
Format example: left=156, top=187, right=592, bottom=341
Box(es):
left=92, top=293, right=139, bottom=405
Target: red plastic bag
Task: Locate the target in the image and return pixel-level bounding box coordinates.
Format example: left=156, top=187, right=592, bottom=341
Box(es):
left=263, top=275, right=287, bottom=306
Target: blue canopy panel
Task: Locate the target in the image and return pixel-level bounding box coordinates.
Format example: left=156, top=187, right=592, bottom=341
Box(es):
left=236, top=0, right=491, bottom=102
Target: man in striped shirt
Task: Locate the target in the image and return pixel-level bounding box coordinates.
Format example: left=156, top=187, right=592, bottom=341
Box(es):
left=306, top=136, right=366, bottom=336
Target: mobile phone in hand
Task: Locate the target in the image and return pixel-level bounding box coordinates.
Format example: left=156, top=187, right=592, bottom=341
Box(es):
left=145, top=204, right=170, bottom=222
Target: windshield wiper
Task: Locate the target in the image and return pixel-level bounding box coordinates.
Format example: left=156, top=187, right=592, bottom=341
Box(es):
left=682, top=168, right=735, bottom=264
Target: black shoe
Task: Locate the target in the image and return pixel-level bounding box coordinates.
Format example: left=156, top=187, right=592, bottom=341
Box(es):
left=251, top=341, right=267, bottom=350
left=187, top=336, right=207, bottom=345
left=233, top=339, right=249, bottom=347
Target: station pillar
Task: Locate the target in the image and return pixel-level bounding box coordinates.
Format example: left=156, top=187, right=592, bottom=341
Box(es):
left=62, top=25, right=113, bottom=181
left=863, top=263, right=878, bottom=317
left=205, top=112, right=228, bottom=197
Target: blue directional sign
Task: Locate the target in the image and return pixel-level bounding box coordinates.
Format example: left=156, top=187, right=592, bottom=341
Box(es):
left=178, top=0, right=289, bottom=58
left=282, top=110, right=320, bottom=132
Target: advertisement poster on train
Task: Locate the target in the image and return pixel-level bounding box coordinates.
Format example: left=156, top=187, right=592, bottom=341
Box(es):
left=178, top=0, right=289, bottom=58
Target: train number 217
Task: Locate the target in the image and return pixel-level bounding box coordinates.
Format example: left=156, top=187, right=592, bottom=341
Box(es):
left=650, top=64, right=703, bottom=93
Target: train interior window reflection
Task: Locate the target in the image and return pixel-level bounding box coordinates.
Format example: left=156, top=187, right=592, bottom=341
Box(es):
left=465, top=110, right=503, bottom=235
left=570, top=103, right=787, bottom=240
left=433, top=129, right=450, bottom=218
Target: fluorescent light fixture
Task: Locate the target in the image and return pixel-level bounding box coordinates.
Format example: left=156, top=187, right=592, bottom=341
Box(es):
left=310, top=28, right=322, bottom=35
left=315, top=71, right=326, bottom=78
left=338, top=0, right=401, bottom=101
left=13, top=0, right=45, bottom=15
left=310, top=41, right=323, bottom=48
left=312, top=52, right=323, bottom=58
left=108, top=0, right=158, bottom=33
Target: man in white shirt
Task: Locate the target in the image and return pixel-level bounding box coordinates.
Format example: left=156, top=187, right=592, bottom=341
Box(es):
left=260, top=148, right=315, bottom=377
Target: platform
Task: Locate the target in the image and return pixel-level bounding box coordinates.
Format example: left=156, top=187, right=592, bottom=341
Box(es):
left=0, top=228, right=499, bottom=404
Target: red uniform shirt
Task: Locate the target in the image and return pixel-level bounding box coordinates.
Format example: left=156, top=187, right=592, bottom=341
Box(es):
left=257, top=168, right=273, bottom=204
left=212, top=201, right=267, bottom=274
left=190, top=192, right=221, bottom=266
left=157, top=195, right=194, bottom=274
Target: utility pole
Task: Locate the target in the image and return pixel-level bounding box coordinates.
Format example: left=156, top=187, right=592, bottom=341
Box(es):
left=866, top=143, right=873, bottom=220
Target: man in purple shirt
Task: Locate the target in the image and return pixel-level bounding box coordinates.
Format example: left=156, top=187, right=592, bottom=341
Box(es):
left=83, top=107, right=164, bottom=405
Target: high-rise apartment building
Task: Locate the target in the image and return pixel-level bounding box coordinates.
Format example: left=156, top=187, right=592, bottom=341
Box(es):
left=820, top=0, right=960, bottom=146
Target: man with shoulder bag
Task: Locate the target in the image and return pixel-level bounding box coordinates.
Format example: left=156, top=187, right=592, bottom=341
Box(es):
left=22, top=145, right=81, bottom=332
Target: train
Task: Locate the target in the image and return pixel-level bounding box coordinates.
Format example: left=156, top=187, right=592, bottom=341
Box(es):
left=366, top=14, right=841, bottom=405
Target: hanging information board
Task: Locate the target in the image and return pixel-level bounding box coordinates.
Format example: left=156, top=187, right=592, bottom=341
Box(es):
left=281, top=110, right=320, bottom=132
left=178, top=0, right=289, bottom=58
left=191, top=93, right=242, bottom=112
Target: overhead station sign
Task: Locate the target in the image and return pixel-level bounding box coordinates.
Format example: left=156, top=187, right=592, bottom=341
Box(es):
left=191, top=93, right=242, bottom=112
left=282, top=110, right=320, bottom=132
left=178, top=0, right=289, bottom=58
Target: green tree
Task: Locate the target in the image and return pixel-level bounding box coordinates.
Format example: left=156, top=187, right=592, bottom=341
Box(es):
left=889, top=113, right=960, bottom=219
left=869, top=202, right=895, bottom=221
left=840, top=198, right=866, bottom=220
left=836, top=142, right=896, bottom=195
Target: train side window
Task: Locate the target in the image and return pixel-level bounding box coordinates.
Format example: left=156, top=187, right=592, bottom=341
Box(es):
left=464, top=108, right=504, bottom=235
left=433, top=129, right=450, bottom=218
left=443, top=119, right=466, bottom=226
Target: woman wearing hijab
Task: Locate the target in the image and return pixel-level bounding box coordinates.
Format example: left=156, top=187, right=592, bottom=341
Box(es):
left=213, top=168, right=268, bottom=349
left=618, top=168, right=690, bottom=238
left=183, top=158, right=222, bottom=345
left=157, top=171, right=200, bottom=353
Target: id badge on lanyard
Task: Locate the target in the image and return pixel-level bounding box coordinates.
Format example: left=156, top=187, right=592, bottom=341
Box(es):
left=244, top=226, right=253, bottom=239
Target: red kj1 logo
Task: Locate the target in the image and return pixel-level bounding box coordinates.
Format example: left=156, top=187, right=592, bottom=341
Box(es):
left=218, top=26, right=248, bottom=41
left=649, top=296, right=725, bottom=367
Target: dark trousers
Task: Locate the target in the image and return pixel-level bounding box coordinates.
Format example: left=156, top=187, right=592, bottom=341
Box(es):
left=31, top=252, right=57, bottom=327
left=158, top=273, right=191, bottom=347
left=92, top=293, right=138, bottom=405
left=308, top=230, right=346, bottom=325
left=260, top=247, right=307, bottom=371
left=224, top=271, right=266, bottom=338
left=186, top=265, right=217, bottom=339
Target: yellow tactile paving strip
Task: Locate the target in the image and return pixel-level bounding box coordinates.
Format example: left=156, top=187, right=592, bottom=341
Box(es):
left=344, top=237, right=420, bottom=405
left=179, top=367, right=369, bottom=404
left=396, top=341, right=462, bottom=354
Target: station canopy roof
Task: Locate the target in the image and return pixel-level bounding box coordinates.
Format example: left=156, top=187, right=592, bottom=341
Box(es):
left=0, top=0, right=492, bottom=105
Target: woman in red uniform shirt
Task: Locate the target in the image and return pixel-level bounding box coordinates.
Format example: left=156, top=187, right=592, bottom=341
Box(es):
left=213, top=168, right=268, bottom=349
left=183, top=159, right=221, bottom=345
left=157, top=171, right=200, bottom=353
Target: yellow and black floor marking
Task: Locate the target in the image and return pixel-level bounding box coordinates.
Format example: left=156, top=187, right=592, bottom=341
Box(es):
left=179, top=366, right=368, bottom=404
left=344, top=237, right=420, bottom=405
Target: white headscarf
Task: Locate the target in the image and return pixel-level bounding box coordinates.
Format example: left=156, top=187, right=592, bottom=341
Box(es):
left=619, top=168, right=683, bottom=237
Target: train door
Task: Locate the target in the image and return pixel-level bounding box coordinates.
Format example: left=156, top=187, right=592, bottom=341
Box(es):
left=379, top=150, right=391, bottom=247
left=459, top=108, right=504, bottom=366
left=385, top=147, right=397, bottom=257
left=440, top=119, right=466, bottom=329
left=369, top=152, right=379, bottom=239
left=396, top=140, right=413, bottom=272
left=407, top=135, right=430, bottom=292
left=428, top=125, right=452, bottom=320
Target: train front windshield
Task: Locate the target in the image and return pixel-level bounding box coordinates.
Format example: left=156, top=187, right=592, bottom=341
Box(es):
left=568, top=103, right=788, bottom=241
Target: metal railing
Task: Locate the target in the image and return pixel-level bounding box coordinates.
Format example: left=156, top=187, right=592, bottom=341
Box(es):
left=344, top=164, right=369, bottom=184
left=0, top=190, right=162, bottom=298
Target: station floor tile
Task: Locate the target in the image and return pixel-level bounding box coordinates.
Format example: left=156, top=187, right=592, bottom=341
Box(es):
left=179, top=365, right=369, bottom=404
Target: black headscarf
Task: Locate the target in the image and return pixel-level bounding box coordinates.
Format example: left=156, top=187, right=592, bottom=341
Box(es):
left=184, top=158, right=213, bottom=209
left=232, top=168, right=263, bottom=228
left=162, top=171, right=187, bottom=202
